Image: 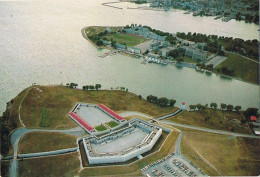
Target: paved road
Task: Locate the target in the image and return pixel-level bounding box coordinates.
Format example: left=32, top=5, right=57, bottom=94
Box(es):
left=161, top=120, right=260, bottom=139
left=9, top=126, right=86, bottom=177
left=18, top=147, right=78, bottom=159
left=119, top=110, right=259, bottom=139
left=224, top=50, right=259, bottom=64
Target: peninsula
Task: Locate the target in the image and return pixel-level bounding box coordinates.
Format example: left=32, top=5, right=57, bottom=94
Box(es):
left=83, top=25, right=259, bottom=84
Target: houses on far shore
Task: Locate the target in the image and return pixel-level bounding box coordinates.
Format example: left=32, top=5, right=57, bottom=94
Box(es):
left=101, top=25, right=209, bottom=62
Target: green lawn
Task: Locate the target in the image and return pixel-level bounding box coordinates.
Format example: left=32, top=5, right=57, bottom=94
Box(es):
left=105, top=33, right=148, bottom=46
left=214, top=52, right=259, bottom=84
left=39, top=108, right=48, bottom=127
left=95, top=124, right=107, bottom=132
left=106, top=121, right=119, bottom=128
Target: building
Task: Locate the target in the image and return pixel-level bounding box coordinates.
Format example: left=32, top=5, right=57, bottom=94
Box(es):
left=127, top=47, right=141, bottom=54
left=83, top=119, right=162, bottom=164
left=116, top=43, right=127, bottom=50
left=181, top=46, right=207, bottom=60
left=160, top=46, right=177, bottom=57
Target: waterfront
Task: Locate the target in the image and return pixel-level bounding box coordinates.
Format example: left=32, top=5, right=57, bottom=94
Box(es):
left=0, top=0, right=259, bottom=114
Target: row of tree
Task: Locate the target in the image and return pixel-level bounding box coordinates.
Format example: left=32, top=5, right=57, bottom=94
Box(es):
left=189, top=103, right=242, bottom=112
left=146, top=95, right=176, bottom=107
left=82, top=84, right=101, bottom=90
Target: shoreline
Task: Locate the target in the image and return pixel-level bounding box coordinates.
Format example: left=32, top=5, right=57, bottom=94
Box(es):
left=82, top=26, right=259, bottom=86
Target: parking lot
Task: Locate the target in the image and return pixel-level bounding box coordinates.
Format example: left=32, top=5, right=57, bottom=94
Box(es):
left=142, top=153, right=207, bottom=177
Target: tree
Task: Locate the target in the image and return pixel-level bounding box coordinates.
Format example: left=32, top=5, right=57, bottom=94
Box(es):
left=89, top=85, right=95, bottom=90
left=234, top=105, right=241, bottom=112
left=244, top=108, right=258, bottom=118
left=83, top=86, right=86, bottom=90
left=138, top=95, right=142, bottom=99
left=96, top=40, right=103, bottom=46
left=157, top=97, right=169, bottom=107
left=189, top=105, right=196, bottom=111
left=220, top=103, right=227, bottom=110
left=210, top=103, right=217, bottom=109
left=196, top=104, right=203, bottom=111
left=169, top=99, right=176, bottom=107
left=227, top=104, right=234, bottom=111
left=95, top=84, right=101, bottom=90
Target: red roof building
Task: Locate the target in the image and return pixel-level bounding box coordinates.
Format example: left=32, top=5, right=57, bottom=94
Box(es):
left=98, top=104, right=125, bottom=121
left=69, top=112, right=94, bottom=132
left=250, top=116, right=257, bottom=121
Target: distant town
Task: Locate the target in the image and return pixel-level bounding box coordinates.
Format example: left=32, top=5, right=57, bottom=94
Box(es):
left=84, top=24, right=259, bottom=84
left=122, top=0, right=259, bottom=24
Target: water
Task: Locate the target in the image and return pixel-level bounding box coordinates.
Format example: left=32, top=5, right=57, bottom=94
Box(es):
left=0, top=0, right=259, bottom=114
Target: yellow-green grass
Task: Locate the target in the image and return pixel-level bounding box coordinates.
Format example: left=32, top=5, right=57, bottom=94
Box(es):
left=85, top=26, right=122, bottom=37
left=105, top=33, right=148, bottom=46
left=18, top=132, right=77, bottom=154
left=180, top=130, right=260, bottom=176
left=106, top=121, right=119, bottom=128
left=214, top=52, right=259, bottom=84
left=18, top=152, right=80, bottom=177
left=123, top=115, right=150, bottom=121
left=95, top=124, right=107, bottom=132
left=79, top=129, right=179, bottom=176
left=167, top=109, right=251, bottom=134
left=19, top=85, right=178, bottom=129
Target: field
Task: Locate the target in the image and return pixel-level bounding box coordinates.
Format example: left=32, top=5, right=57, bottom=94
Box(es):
left=19, top=85, right=178, bottom=129
left=180, top=129, right=260, bottom=176
left=79, top=129, right=179, bottom=176
left=85, top=26, right=122, bottom=37
left=18, top=132, right=78, bottom=154
left=167, top=109, right=251, bottom=134
left=105, top=33, right=148, bottom=46
left=95, top=124, right=107, bottom=132
left=214, top=52, right=259, bottom=84
left=18, top=152, right=80, bottom=177
left=106, top=121, right=119, bottom=128
left=39, top=108, right=49, bottom=127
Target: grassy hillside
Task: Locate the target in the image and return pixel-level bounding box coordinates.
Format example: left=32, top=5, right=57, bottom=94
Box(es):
left=19, top=85, right=178, bottom=129
left=214, top=53, right=259, bottom=84
left=167, top=109, right=251, bottom=134
left=181, top=130, right=260, bottom=176
left=18, top=132, right=78, bottom=154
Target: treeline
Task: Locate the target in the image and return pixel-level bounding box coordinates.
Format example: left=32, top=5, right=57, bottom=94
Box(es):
left=176, top=32, right=223, bottom=54
left=87, top=30, right=109, bottom=46
left=146, top=95, right=176, bottom=107
left=196, top=63, right=214, bottom=71
left=219, top=37, right=258, bottom=60
left=83, top=84, right=101, bottom=90
left=189, top=102, right=242, bottom=112
left=176, top=32, right=258, bottom=60
left=1, top=100, right=18, bottom=156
